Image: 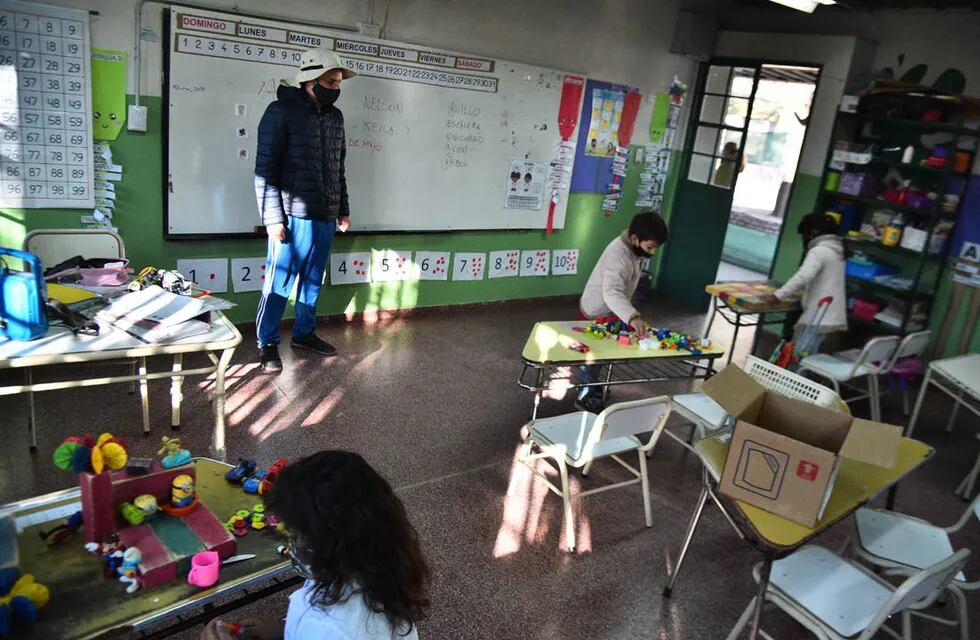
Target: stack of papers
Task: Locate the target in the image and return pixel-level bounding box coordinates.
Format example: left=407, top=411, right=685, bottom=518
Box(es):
left=98, top=286, right=224, bottom=343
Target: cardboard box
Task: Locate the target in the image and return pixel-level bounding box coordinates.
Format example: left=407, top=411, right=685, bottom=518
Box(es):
left=703, top=365, right=901, bottom=527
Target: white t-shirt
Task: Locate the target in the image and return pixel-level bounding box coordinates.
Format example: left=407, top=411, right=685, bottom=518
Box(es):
left=285, top=581, right=419, bottom=640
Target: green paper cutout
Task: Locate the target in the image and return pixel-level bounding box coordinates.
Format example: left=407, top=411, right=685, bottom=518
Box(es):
left=649, top=94, right=670, bottom=143
left=91, top=49, right=127, bottom=141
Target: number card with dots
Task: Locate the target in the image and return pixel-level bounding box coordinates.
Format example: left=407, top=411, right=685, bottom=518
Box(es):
left=0, top=1, right=94, bottom=208
left=415, top=251, right=450, bottom=281
left=519, top=250, right=550, bottom=277
left=371, top=249, right=413, bottom=282
left=330, top=252, right=371, bottom=285
left=551, top=249, right=578, bottom=275
left=452, top=252, right=485, bottom=281
left=488, top=250, right=519, bottom=279
left=231, top=257, right=267, bottom=293
left=177, top=258, right=229, bottom=293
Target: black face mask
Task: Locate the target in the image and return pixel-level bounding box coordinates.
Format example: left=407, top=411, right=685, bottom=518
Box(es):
left=631, top=243, right=653, bottom=258
left=312, top=84, right=340, bottom=108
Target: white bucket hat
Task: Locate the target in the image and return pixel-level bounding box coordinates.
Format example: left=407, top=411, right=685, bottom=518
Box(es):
left=295, top=48, right=356, bottom=84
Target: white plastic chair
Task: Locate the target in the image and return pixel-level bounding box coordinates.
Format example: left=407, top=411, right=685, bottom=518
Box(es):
left=519, top=396, right=671, bottom=552
left=20, top=229, right=144, bottom=449
left=727, top=545, right=970, bottom=640
left=672, top=356, right=846, bottom=441
left=836, top=330, right=931, bottom=416
left=798, top=335, right=900, bottom=421
left=848, top=494, right=980, bottom=640
left=23, top=228, right=125, bottom=269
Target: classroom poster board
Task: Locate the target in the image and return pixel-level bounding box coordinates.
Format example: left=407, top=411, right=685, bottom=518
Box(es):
left=0, top=0, right=94, bottom=209
left=164, top=9, right=581, bottom=237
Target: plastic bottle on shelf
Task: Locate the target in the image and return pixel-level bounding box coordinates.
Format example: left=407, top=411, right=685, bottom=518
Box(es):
left=901, top=144, right=915, bottom=164
left=882, top=213, right=905, bottom=247
left=895, top=179, right=911, bottom=206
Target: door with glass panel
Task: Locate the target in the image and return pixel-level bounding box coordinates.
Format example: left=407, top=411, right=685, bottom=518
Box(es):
left=658, top=62, right=760, bottom=308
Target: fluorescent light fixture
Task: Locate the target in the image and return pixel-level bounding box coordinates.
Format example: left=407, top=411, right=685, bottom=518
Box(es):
left=768, top=0, right=836, bottom=13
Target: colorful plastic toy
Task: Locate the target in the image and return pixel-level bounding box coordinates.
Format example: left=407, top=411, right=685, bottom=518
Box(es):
left=258, top=459, right=288, bottom=495
left=134, top=494, right=159, bottom=517
left=171, top=475, right=194, bottom=508
left=37, top=511, right=83, bottom=548
left=117, top=547, right=142, bottom=593
left=84, top=534, right=125, bottom=578
left=0, top=568, right=49, bottom=637
left=158, top=436, right=191, bottom=469
left=226, top=459, right=257, bottom=484
left=118, top=502, right=144, bottom=526
left=243, top=470, right=267, bottom=494
left=52, top=432, right=129, bottom=475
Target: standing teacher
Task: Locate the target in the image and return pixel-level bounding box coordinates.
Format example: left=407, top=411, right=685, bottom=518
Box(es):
left=253, top=49, right=355, bottom=373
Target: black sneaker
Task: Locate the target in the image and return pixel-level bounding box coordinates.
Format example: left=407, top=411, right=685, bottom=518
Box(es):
left=575, top=393, right=606, bottom=414
left=291, top=333, right=337, bottom=356
left=259, top=345, right=283, bottom=372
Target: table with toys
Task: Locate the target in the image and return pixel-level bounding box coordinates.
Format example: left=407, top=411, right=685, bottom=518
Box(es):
left=518, top=319, right=726, bottom=419
left=703, top=281, right=801, bottom=364
left=0, top=434, right=297, bottom=640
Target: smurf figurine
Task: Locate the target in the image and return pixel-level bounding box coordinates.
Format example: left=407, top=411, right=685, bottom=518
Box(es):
left=158, top=436, right=191, bottom=468
left=117, top=546, right=142, bottom=593
left=84, top=533, right=125, bottom=578
left=171, top=475, right=195, bottom=508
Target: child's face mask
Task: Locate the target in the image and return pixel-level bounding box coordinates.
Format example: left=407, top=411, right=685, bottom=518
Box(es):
left=288, top=537, right=316, bottom=579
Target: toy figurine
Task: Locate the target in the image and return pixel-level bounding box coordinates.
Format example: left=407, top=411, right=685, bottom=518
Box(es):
left=134, top=494, right=159, bottom=518
left=171, top=475, right=195, bottom=508
left=568, top=342, right=590, bottom=354
left=258, top=459, right=288, bottom=495
left=0, top=569, right=49, bottom=636
left=117, top=547, right=142, bottom=593
left=158, top=436, right=191, bottom=469
left=118, top=502, right=145, bottom=526
left=84, top=534, right=125, bottom=578
left=38, top=511, right=83, bottom=548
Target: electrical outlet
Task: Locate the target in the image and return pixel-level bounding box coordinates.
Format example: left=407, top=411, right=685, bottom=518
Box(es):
left=127, top=105, right=147, bottom=132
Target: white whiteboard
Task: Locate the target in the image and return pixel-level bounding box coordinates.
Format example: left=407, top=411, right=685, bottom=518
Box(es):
left=165, top=9, right=580, bottom=236
left=0, top=0, right=94, bottom=209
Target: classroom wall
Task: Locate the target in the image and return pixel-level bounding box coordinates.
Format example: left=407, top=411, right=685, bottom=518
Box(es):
left=0, top=0, right=718, bottom=324
left=717, top=7, right=980, bottom=355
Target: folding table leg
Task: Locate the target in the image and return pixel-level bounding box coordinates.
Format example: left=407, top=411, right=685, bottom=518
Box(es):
left=904, top=369, right=931, bottom=438
left=946, top=391, right=964, bottom=433
left=25, top=368, right=37, bottom=451
left=139, top=357, right=150, bottom=434
left=728, top=315, right=742, bottom=365
left=663, top=479, right=710, bottom=598
left=530, top=367, right=545, bottom=422
left=170, top=353, right=183, bottom=428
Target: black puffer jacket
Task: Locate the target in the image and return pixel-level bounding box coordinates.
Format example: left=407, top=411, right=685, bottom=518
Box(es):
left=254, top=84, right=349, bottom=226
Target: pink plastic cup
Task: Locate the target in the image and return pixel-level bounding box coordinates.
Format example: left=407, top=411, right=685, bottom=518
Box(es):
left=188, top=551, right=220, bottom=588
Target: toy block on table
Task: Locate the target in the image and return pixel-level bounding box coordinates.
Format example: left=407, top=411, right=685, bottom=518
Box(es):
left=116, top=524, right=176, bottom=589
left=183, top=506, right=236, bottom=560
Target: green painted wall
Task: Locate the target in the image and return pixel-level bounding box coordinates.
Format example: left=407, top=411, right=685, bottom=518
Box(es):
left=1, top=97, right=672, bottom=325
left=764, top=172, right=979, bottom=355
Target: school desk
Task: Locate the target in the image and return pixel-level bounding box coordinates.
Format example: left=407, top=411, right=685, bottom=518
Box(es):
left=2, top=458, right=300, bottom=640
left=662, top=432, right=932, bottom=640
left=903, top=353, right=980, bottom=499
left=518, top=321, right=726, bottom=419
left=703, top=281, right=801, bottom=364
left=0, top=312, right=241, bottom=460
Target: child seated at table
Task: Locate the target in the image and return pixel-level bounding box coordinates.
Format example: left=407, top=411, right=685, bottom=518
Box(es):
left=576, top=210, right=669, bottom=411
left=773, top=212, right=847, bottom=352
left=201, top=451, right=430, bottom=640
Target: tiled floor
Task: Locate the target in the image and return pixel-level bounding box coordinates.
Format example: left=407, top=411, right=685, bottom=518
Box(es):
left=1, top=294, right=976, bottom=639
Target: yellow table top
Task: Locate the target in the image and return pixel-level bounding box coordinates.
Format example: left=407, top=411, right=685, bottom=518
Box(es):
left=704, top=280, right=800, bottom=313
left=521, top=321, right=726, bottom=364
left=696, top=434, right=933, bottom=550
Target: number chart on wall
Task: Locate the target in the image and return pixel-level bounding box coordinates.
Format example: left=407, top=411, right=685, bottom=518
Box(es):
left=165, top=8, right=580, bottom=236
left=0, top=0, right=93, bottom=208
